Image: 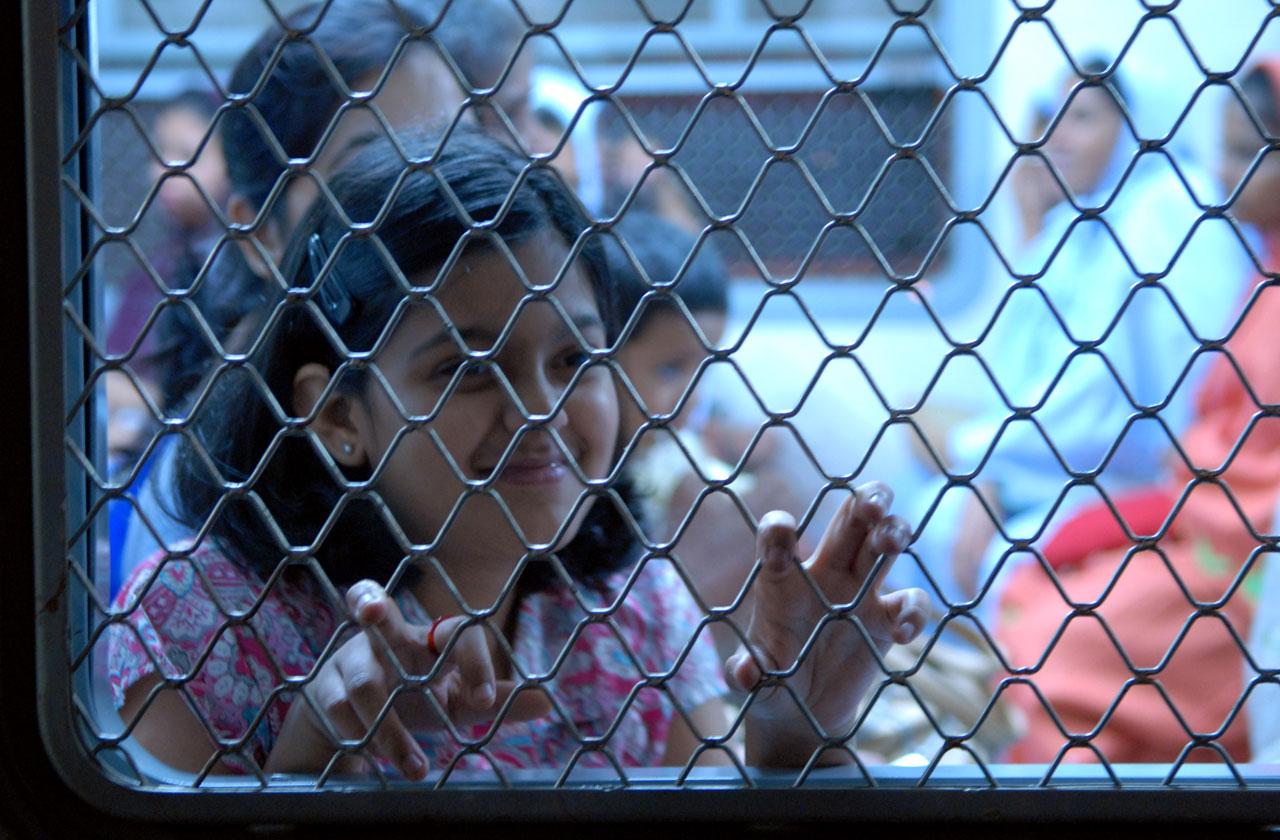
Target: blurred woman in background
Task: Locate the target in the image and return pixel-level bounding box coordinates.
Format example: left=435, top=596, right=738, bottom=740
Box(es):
left=996, top=57, right=1280, bottom=765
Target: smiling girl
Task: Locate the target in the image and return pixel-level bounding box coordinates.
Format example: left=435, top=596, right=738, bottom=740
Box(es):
left=107, top=128, right=927, bottom=779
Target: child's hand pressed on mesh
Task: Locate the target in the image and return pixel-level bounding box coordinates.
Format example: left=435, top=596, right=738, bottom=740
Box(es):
left=726, top=482, right=929, bottom=766
left=268, top=582, right=551, bottom=780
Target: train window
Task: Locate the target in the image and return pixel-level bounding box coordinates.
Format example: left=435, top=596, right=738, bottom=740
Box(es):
left=24, top=0, right=1280, bottom=827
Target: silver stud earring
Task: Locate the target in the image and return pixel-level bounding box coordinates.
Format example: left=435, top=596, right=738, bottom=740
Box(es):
left=341, top=442, right=354, bottom=456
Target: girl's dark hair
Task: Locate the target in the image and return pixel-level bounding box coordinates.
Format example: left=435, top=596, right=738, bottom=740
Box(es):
left=434, top=0, right=524, bottom=90
left=604, top=211, right=728, bottom=336
left=174, top=128, right=640, bottom=590
left=1241, top=65, right=1279, bottom=135
left=154, top=246, right=268, bottom=415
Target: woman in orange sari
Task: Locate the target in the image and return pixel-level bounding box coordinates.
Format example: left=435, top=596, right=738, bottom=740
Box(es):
left=994, top=58, right=1280, bottom=765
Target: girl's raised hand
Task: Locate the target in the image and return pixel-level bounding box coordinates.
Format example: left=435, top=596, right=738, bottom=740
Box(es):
left=266, top=581, right=551, bottom=780
left=726, top=482, right=929, bottom=767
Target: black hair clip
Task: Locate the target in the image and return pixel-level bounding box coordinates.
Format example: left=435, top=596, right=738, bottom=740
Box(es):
left=307, top=232, right=355, bottom=329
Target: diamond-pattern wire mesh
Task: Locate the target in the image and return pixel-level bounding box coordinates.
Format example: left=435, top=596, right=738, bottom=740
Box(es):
left=600, top=87, right=953, bottom=277
left=55, top=0, right=1280, bottom=791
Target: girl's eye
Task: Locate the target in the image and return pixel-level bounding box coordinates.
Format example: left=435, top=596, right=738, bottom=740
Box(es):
left=438, top=358, right=496, bottom=385
left=658, top=361, right=686, bottom=380
left=561, top=349, right=591, bottom=369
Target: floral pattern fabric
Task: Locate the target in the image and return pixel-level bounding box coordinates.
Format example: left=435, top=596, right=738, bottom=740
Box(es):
left=107, top=545, right=726, bottom=774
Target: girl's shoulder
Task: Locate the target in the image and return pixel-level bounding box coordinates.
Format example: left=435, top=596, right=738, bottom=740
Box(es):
left=112, top=541, right=337, bottom=639
left=114, top=542, right=252, bottom=611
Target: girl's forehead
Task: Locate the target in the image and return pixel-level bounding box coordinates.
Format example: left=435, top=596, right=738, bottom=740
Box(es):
left=386, top=238, right=602, bottom=350
left=430, top=233, right=596, bottom=304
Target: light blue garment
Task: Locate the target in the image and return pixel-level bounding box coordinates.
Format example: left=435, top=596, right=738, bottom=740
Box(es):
left=915, top=144, right=1252, bottom=624
left=950, top=150, right=1248, bottom=529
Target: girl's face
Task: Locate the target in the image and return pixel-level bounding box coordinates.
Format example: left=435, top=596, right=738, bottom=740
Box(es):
left=348, top=231, right=619, bottom=561
left=1219, top=98, right=1280, bottom=231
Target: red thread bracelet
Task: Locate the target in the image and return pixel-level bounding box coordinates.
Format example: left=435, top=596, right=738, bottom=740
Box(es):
left=426, top=615, right=453, bottom=658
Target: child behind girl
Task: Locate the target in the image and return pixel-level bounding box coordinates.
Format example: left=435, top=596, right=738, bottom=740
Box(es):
left=605, top=213, right=817, bottom=660
left=107, top=127, right=927, bottom=779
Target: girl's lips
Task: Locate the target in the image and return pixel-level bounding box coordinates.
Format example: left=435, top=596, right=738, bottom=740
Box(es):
left=486, top=457, right=569, bottom=486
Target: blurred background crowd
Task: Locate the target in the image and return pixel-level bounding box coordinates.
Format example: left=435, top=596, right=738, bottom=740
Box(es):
left=86, top=0, right=1280, bottom=769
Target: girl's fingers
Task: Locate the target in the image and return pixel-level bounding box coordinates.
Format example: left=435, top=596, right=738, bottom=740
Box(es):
left=307, top=670, right=365, bottom=745
left=360, top=705, right=428, bottom=781
left=757, top=510, right=800, bottom=580
left=809, top=483, right=892, bottom=580
left=725, top=645, right=768, bottom=692
left=853, top=514, right=913, bottom=594
left=750, top=513, right=812, bottom=660
left=447, top=680, right=553, bottom=727
left=345, top=580, right=431, bottom=674
left=336, top=654, right=429, bottom=781
left=876, top=587, right=930, bottom=646
left=858, top=481, right=894, bottom=519
left=503, top=683, right=554, bottom=721
left=430, top=616, right=498, bottom=710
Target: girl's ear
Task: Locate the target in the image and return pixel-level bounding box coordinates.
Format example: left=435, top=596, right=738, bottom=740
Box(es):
left=293, top=362, right=367, bottom=468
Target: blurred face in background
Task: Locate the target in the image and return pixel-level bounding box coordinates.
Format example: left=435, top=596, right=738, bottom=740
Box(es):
left=472, top=49, right=536, bottom=142
left=1044, top=82, right=1123, bottom=198
left=616, top=307, right=726, bottom=441
left=1219, top=94, right=1280, bottom=231
left=152, top=104, right=230, bottom=231
left=280, top=43, right=470, bottom=230
left=523, top=107, right=579, bottom=189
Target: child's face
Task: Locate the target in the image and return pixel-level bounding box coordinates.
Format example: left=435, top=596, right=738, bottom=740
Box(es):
left=151, top=106, right=229, bottom=230
left=616, top=308, right=726, bottom=440
left=350, top=231, right=618, bottom=559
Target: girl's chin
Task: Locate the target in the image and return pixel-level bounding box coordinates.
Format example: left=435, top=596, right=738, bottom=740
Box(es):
left=511, top=503, right=597, bottom=552
left=424, top=495, right=596, bottom=556
left=459, top=510, right=588, bottom=554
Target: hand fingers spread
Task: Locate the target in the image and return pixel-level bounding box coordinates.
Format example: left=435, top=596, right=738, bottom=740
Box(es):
left=346, top=580, right=392, bottom=624
left=725, top=646, right=768, bottom=692
left=757, top=510, right=800, bottom=579
left=809, top=483, right=893, bottom=579
left=751, top=512, right=816, bottom=636
left=305, top=675, right=374, bottom=776
left=308, top=671, right=365, bottom=744
left=501, top=683, right=554, bottom=723
left=364, top=705, right=428, bottom=781
left=447, top=680, right=553, bottom=727
left=851, top=514, right=913, bottom=597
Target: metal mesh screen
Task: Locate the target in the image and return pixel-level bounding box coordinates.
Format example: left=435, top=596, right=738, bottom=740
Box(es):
left=603, top=87, right=952, bottom=277
left=43, top=0, right=1280, bottom=805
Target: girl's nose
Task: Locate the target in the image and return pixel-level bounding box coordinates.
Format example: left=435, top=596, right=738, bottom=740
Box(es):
left=501, top=369, right=569, bottom=435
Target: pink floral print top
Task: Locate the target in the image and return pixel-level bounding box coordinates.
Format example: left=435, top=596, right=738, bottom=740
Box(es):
left=107, top=544, right=726, bottom=775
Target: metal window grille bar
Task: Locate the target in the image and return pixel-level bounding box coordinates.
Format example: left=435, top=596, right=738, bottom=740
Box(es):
left=27, top=0, right=1280, bottom=825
